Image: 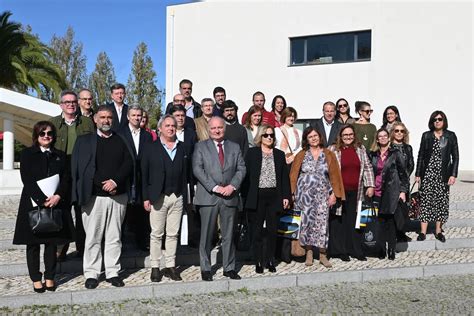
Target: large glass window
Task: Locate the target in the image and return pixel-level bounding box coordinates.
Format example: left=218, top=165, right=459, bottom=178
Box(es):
left=290, top=30, right=371, bottom=66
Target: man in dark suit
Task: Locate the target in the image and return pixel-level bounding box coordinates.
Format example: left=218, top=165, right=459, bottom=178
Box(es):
left=310, top=101, right=343, bottom=147
left=141, top=114, right=190, bottom=282
left=107, top=83, right=129, bottom=132
left=118, top=105, right=153, bottom=251
left=71, top=105, right=133, bottom=289
left=222, top=100, right=249, bottom=157
left=165, top=79, right=202, bottom=120
left=193, top=117, right=246, bottom=281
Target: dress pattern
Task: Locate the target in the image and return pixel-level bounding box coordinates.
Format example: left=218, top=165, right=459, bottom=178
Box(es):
left=295, top=150, right=332, bottom=248
left=419, top=138, right=450, bottom=223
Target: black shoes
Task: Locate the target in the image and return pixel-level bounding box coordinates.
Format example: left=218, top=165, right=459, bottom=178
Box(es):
left=339, top=254, right=351, bottom=262
left=378, top=250, right=386, bottom=260
left=388, top=248, right=396, bottom=260
left=150, top=268, right=163, bottom=282
left=397, top=233, right=412, bottom=242
left=106, top=277, right=125, bottom=287
left=266, top=262, right=276, bottom=273
left=417, top=233, right=426, bottom=241
left=85, top=278, right=99, bottom=289
left=255, top=262, right=264, bottom=274
left=33, top=283, right=45, bottom=293
left=354, top=256, right=367, bottom=261
left=223, top=270, right=241, bottom=280
left=45, top=280, right=57, bottom=292
left=435, top=232, right=446, bottom=243
left=201, top=271, right=213, bottom=281
left=163, top=267, right=182, bottom=281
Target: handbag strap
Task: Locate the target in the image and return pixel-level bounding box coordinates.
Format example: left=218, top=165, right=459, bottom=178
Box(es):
left=410, top=182, right=418, bottom=193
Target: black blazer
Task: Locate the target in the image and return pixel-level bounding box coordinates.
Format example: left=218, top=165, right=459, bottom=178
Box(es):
left=369, top=148, right=409, bottom=215
left=181, top=128, right=198, bottom=157
left=242, top=147, right=291, bottom=211
left=141, top=140, right=189, bottom=204
left=118, top=126, right=153, bottom=203
left=13, top=146, right=75, bottom=245
left=71, top=133, right=133, bottom=206
left=310, top=118, right=343, bottom=147
left=106, top=102, right=129, bottom=132
left=415, top=130, right=459, bottom=183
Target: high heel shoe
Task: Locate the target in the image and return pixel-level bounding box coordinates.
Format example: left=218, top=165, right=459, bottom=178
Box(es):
left=255, top=262, right=264, bottom=274
left=33, top=283, right=45, bottom=293
left=45, top=280, right=57, bottom=292
left=266, top=261, right=276, bottom=273
left=387, top=248, right=396, bottom=260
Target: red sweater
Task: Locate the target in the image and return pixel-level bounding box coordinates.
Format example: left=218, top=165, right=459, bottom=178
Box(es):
left=340, top=147, right=360, bottom=191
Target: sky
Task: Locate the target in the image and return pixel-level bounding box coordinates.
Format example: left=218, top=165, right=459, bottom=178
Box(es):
left=2, top=0, right=196, bottom=92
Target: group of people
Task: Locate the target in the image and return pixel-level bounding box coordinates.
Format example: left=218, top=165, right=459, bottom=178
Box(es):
left=13, top=79, right=459, bottom=293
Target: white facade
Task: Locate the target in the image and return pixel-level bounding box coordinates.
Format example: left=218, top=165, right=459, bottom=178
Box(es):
left=166, top=1, right=473, bottom=171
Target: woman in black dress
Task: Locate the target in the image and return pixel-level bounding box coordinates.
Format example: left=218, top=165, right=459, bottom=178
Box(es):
left=13, top=121, right=75, bottom=293
left=415, top=111, right=459, bottom=242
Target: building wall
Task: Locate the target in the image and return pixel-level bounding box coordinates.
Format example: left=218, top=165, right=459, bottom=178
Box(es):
left=166, top=1, right=473, bottom=171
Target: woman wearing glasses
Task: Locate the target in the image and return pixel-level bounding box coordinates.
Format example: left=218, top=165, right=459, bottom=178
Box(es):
left=369, top=128, right=409, bottom=260
left=290, top=127, right=345, bottom=267
left=381, top=106, right=402, bottom=132
left=390, top=122, right=414, bottom=242
left=242, top=125, right=291, bottom=273
left=335, top=98, right=356, bottom=124
left=13, top=121, right=74, bottom=293
left=415, top=111, right=459, bottom=242
left=353, top=101, right=377, bottom=151
left=328, top=125, right=375, bottom=261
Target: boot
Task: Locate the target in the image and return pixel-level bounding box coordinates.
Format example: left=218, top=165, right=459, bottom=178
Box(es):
left=305, top=249, right=313, bottom=266
left=319, top=248, right=332, bottom=268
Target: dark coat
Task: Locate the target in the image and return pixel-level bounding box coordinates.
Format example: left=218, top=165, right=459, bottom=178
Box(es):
left=242, top=147, right=291, bottom=211
left=415, top=130, right=459, bottom=183
left=118, top=126, right=153, bottom=204
left=225, top=122, right=249, bottom=158
left=166, top=99, right=201, bottom=130
left=106, top=102, right=129, bottom=132
left=309, top=118, right=343, bottom=147
left=71, top=133, right=133, bottom=206
left=370, top=148, right=409, bottom=215
left=13, top=146, right=75, bottom=245
left=141, top=141, right=189, bottom=204
left=391, top=143, right=414, bottom=182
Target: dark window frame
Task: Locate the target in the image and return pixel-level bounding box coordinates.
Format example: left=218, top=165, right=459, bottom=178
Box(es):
left=289, top=30, right=372, bottom=66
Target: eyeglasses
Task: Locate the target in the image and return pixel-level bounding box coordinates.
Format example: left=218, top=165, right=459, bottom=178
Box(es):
left=360, top=109, right=374, bottom=114
left=338, top=104, right=348, bottom=108
left=39, top=131, right=53, bottom=137
left=378, top=135, right=389, bottom=139
left=432, top=117, right=443, bottom=122
left=80, top=97, right=93, bottom=101
left=342, top=133, right=354, bottom=137
left=61, top=100, right=77, bottom=105
left=262, top=133, right=275, bottom=139
left=394, top=129, right=405, bottom=134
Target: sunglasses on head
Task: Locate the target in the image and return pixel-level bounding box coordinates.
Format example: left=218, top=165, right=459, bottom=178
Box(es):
left=262, top=133, right=275, bottom=139
left=39, top=131, right=53, bottom=137
left=432, top=117, right=443, bottom=122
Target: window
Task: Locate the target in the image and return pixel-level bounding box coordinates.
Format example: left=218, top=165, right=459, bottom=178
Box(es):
left=290, top=30, right=371, bottom=66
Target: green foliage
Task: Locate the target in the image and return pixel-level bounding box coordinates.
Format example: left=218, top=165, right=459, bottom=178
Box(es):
left=89, top=51, right=116, bottom=107
left=127, top=42, right=162, bottom=115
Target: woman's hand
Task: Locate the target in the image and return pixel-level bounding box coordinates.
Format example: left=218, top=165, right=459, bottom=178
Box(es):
left=448, top=176, right=456, bottom=186
left=328, top=193, right=336, bottom=207
left=399, top=192, right=406, bottom=203
left=283, top=199, right=290, bottom=209
left=44, top=194, right=61, bottom=208
left=415, top=176, right=421, bottom=184
left=366, top=187, right=374, bottom=198
left=285, top=154, right=295, bottom=164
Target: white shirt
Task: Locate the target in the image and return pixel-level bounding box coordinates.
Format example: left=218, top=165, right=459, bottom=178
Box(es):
left=129, top=124, right=141, bottom=155
left=323, top=119, right=334, bottom=142
left=213, top=139, right=225, bottom=154
left=275, top=126, right=302, bottom=154
left=176, top=129, right=185, bottom=142
left=185, top=101, right=194, bottom=118
left=114, top=102, right=123, bottom=122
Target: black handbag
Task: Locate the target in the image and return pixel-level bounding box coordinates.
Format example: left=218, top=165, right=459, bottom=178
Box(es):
left=234, top=212, right=251, bottom=251
left=28, top=207, right=63, bottom=234
left=394, top=199, right=410, bottom=231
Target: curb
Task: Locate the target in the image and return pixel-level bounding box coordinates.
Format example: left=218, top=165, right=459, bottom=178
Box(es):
left=0, top=262, right=473, bottom=309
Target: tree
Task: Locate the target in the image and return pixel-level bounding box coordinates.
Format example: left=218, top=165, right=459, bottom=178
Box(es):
left=89, top=51, right=116, bottom=106
left=126, top=42, right=162, bottom=116
left=0, top=11, right=65, bottom=97
left=49, top=26, right=87, bottom=90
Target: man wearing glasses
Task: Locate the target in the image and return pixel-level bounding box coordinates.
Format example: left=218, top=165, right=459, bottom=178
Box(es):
left=77, top=88, right=95, bottom=118
left=50, top=90, right=95, bottom=260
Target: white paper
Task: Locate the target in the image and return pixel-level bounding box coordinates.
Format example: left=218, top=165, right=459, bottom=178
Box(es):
left=355, top=200, right=362, bottom=229
left=180, top=213, right=188, bottom=245
left=31, top=174, right=60, bottom=207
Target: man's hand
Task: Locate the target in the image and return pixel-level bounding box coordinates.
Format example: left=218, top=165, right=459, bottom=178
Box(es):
left=143, top=200, right=151, bottom=212
left=102, top=179, right=117, bottom=192
left=220, top=185, right=235, bottom=196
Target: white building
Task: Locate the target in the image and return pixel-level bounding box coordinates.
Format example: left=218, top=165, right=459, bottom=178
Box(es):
left=166, top=1, right=473, bottom=171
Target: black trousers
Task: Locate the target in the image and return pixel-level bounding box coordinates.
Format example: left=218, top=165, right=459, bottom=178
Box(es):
left=253, top=188, right=279, bottom=263
left=373, top=196, right=396, bottom=250
left=74, top=203, right=85, bottom=254
left=328, top=190, right=364, bottom=258
left=128, top=203, right=150, bottom=247
left=26, top=243, right=57, bottom=282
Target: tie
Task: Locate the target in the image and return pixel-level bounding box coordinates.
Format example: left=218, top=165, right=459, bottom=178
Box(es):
left=217, top=142, right=224, bottom=167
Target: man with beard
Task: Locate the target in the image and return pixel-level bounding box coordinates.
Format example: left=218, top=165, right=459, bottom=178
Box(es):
left=72, top=105, right=133, bottom=289
left=222, top=100, right=249, bottom=157
left=212, top=86, right=226, bottom=117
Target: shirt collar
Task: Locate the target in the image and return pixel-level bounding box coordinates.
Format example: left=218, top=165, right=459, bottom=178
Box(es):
left=97, top=129, right=113, bottom=138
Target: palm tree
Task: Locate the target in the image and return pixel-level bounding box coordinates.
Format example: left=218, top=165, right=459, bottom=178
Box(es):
left=0, top=11, right=65, bottom=97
